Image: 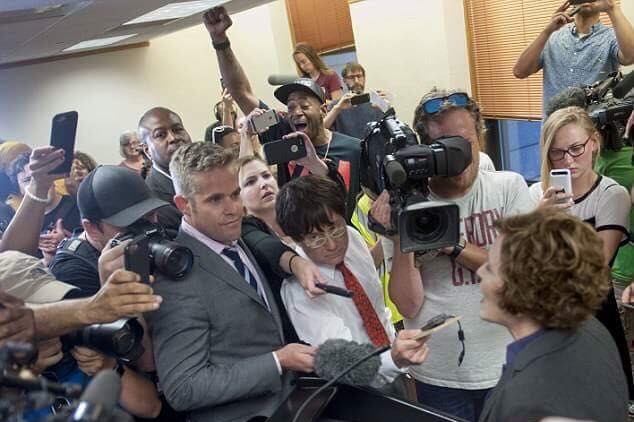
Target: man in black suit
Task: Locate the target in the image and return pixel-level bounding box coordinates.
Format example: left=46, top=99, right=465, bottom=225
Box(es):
left=477, top=208, right=627, bottom=422
left=138, top=107, right=191, bottom=231
left=147, top=142, right=315, bottom=422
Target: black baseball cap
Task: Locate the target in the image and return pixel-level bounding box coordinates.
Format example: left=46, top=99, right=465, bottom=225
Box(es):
left=274, top=78, right=325, bottom=105
left=78, top=165, right=168, bottom=227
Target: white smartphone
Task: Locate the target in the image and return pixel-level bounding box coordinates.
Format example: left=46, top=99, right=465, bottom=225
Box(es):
left=549, top=169, right=573, bottom=200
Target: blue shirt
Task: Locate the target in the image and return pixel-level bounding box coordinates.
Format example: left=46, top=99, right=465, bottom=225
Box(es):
left=505, top=329, right=545, bottom=369
left=541, top=22, right=620, bottom=112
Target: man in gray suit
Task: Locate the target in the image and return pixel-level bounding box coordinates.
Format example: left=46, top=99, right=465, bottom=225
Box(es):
left=476, top=208, right=627, bottom=422
left=147, top=142, right=316, bottom=422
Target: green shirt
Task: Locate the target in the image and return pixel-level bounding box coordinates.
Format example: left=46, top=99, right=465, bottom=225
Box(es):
left=595, top=147, right=634, bottom=285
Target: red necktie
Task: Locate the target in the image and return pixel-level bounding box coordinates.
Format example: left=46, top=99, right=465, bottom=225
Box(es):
left=337, top=262, right=390, bottom=347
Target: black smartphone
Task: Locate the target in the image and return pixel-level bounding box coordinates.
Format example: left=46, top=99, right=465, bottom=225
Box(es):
left=49, top=111, right=78, bottom=174
left=350, top=93, right=371, bottom=106
left=124, top=235, right=151, bottom=284
left=262, top=135, right=307, bottom=165
left=315, top=283, right=353, bottom=298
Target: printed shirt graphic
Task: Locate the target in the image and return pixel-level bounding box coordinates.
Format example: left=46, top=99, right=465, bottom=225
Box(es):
left=404, top=170, right=533, bottom=390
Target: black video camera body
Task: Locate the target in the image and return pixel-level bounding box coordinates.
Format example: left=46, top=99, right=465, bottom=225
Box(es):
left=361, top=115, right=472, bottom=252
left=584, top=72, right=634, bottom=151
left=111, top=220, right=193, bottom=279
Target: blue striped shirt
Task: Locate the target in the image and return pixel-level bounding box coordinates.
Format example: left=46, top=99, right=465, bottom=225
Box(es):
left=540, top=22, right=620, bottom=113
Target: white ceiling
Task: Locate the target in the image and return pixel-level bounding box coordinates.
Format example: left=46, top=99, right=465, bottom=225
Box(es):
left=0, top=0, right=275, bottom=65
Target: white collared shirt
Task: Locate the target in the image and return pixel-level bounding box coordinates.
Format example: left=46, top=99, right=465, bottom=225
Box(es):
left=282, top=227, right=403, bottom=385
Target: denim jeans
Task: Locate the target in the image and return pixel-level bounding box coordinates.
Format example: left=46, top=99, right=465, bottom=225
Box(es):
left=415, top=380, right=491, bottom=422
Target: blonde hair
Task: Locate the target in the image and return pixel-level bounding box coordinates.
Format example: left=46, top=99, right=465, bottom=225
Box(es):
left=540, top=106, right=600, bottom=188
left=293, top=42, right=334, bottom=77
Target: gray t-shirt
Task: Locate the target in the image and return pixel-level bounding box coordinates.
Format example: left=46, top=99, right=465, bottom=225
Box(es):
left=529, top=176, right=630, bottom=253
left=333, top=101, right=385, bottom=140
left=541, top=22, right=620, bottom=112
left=405, top=170, right=533, bottom=389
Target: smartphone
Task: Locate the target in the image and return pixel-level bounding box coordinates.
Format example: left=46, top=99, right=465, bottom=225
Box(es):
left=49, top=111, right=78, bottom=174
left=549, top=169, right=573, bottom=201
left=124, top=235, right=151, bottom=284
left=414, top=314, right=461, bottom=339
left=369, top=90, right=390, bottom=113
left=262, top=135, right=307, bottom=165
left=350, top=93, right=371, bottom=106
left=250, top=109, right=280, bottom=133
left=315, top=283, right=353, bottom=298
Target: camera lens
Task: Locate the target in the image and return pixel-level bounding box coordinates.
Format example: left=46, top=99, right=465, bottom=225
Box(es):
left=407, top=209, right=447, bottom=243
left=111, top=325, right=136, bottom=356
left=150, top=240, right=193, bottom=279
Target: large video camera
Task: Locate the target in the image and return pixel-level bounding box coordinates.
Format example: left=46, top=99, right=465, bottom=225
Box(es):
left=361, top=114, right=472, bottom=252
left=112, top=219, right=193, bottom=279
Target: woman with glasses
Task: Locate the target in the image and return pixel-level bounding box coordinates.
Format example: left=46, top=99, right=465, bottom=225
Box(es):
left=529, top=106, right=633, bottom=398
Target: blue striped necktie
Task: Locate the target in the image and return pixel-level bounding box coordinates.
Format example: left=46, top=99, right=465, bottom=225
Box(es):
left=222, top=247, right=259, bottom=294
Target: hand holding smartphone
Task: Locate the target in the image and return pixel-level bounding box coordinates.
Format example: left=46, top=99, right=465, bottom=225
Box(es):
left=49, top=111, right=78, bottom=174
left=549, top=169, right=573, bottom=203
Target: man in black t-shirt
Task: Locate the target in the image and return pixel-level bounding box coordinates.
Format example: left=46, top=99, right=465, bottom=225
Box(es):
left=49, top=165, right=168, bottom=297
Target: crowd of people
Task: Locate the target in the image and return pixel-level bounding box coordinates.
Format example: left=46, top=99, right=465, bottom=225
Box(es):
left=0, top=1, right=633, bottom=422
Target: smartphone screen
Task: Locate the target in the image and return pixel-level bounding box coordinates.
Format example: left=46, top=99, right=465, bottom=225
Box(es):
left=350, top=93, right=371, bottom=106
left=50, top=111, right=78, bottom=174
left=124, top=235, right=151, bottom=284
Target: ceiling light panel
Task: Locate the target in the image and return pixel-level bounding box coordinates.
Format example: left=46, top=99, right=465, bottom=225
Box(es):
left=123, top=0, right=229, bottom=25
left=63, top=34, right=137, bottom=51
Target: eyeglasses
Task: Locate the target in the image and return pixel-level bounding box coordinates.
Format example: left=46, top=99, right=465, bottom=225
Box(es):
left=548, top=136, right=592, bottom=162
left=344, top=73, right=364, bottom=81
left=302, top=225, right=347, bottom=249
left=420, top=92, right=470, bottom=115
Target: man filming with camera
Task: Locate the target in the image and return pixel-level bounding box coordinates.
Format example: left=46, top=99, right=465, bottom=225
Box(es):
left=372, top=89, right=532, bottom=422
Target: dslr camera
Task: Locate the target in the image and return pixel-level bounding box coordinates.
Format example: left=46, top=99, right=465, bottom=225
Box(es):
left=63, top=318, right=145, bottom=362
left=111, top=219, right=193, bottom=279
left=361, top=114, right=472, bottom=252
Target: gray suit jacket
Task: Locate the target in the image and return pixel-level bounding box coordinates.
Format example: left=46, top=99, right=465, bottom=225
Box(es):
left=479, top=318, right=627, bottom=422
left=147, top=229, right=294, bottom=422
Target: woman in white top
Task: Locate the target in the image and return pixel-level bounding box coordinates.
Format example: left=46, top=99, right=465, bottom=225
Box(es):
left=528, top=106, right=632, bottom=398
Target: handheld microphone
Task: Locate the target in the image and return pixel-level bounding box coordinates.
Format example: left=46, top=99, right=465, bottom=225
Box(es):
left=613, top=70, right=634, bottom=99
left=70, top=370, right=120, bottom=421
left=292, top=339, right=389, bottom=422
left=267, top=74, right=300, bottom=86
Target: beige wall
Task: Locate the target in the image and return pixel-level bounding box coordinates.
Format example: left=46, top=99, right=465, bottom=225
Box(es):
left=349, top=0, right=472, bottom=124
left=2, top=0, right=634, bottom=164
left=0, top=1, right=295, bottom=164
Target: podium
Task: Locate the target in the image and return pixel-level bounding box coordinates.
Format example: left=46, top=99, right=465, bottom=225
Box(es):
left=267, top=377, right=467, bottom=422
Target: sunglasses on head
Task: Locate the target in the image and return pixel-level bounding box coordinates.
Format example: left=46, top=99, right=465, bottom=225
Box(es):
left=420, top=92, right=470, bottom=115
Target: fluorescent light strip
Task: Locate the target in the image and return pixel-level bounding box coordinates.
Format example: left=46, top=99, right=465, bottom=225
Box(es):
left=63, top=34, right=138, bottom=52
left=123, top=0, right=229, bottom=25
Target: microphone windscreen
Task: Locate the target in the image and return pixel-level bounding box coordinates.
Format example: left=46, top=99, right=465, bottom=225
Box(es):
left=80, top=369, right=121, bottom=410
left=267, top=74, right=299, bottom=86
left=545, top=87, right=587, bottom=117
left=385, top=160, right=407, bottom=187
left=314, top=339, right=382, bottom=386
left=613, top=70, right=634, bottom=99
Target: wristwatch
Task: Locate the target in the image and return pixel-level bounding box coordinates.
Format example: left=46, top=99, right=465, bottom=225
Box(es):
left=449, top=237, right=467, bottom=259
left=212, top=39, right=231, bottom=50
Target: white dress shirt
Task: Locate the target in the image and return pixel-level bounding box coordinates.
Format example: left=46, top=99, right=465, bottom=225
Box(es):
left=282, top=227, right=404, bottom=385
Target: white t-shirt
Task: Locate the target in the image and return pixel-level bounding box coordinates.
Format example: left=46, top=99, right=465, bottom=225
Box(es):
left=529, top=176, right=630, bottom=247
left=282, top=227, right=402, bottom=386
left=405, top=170, right=533, bottom=389
left=479, top=152, right=496, bottom=172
